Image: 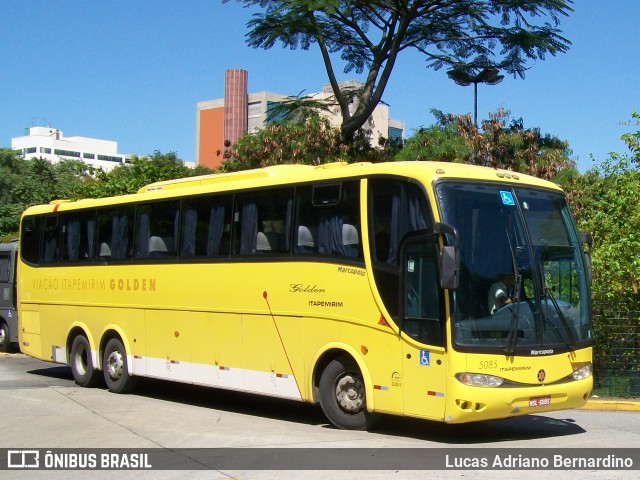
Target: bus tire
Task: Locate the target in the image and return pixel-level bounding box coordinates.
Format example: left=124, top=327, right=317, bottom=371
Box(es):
left=0, top=321, right=10, bottom=353
left=103, top=337, right=137, bottom=394
left=318, top=356, right=379, bottom=430
left=70, top=335, right=100, bottom=387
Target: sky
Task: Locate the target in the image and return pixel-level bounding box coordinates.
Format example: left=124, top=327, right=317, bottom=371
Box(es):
left=1, top=1, right=639, bottom=172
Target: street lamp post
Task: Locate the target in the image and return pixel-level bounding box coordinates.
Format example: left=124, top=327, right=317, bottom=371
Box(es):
left=447, top=67, right=504, bottom=126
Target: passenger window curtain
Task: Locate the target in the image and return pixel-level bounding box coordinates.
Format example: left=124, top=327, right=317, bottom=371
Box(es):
left=135, top=212, right=150, bottom=258
left=173, top=208, right=180, bottom=253
left=66, top=218, right=81, bottom=261
left=284, top=196, right=293, bottom=252
left=43, top=232, right=57, bottom=262
left=387, top=186, right=429, bottom=265
left=240, top=202, right=257, bottom=255
left=317, top=209, right=346, bottom=256
left=66, top=216, right=94, bottom=261
left=181, top=207, right=197, bottom=256
left=387, top=193, right=401, bottom=265
left=408, top=187, right=428, bottom=231
left=207, top=204, right=226, bottom=256
left=86, top=218, right=94, bottom=260
left=111, top=213, right=130, bottom=260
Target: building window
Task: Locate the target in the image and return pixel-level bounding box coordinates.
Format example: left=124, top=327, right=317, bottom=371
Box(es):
left=40, top=147, right=51, bottom=154
left=83, top=153, right=95, bottom=159
left=388, top=126, right=403, bottom=144
left=265, top=101, right=286, bottom=124
left=54, top=149, right=81, bottom=158
left=97, top=155, right=123, bottom=163
left=24, top=147, right=37, bottom=154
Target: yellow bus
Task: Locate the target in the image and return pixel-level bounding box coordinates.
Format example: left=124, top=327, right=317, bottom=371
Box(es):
left=17, top=161, right=593, bottom=429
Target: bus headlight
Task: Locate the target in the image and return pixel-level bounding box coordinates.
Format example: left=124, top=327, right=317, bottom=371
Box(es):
left=455, top=373, right=504, bottom=387
left=571, top=364, right=593, bottom=380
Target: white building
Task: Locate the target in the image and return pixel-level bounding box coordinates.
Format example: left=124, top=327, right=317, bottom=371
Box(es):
left=11, top=126, right=131, bottom=171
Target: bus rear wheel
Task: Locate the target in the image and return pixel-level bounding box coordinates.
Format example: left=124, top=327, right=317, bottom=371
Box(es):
left=70, top=335, right=100, bottom=387
left=319, top=356, right=379, bottom=430
left=103, top=338, right=137, bottom=394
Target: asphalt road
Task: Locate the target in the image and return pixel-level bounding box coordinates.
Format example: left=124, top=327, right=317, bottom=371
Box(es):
left=1, top=352, right=638, bottom=480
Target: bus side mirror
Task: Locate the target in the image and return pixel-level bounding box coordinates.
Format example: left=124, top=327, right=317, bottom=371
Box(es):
left=440, top=245, right=459, bottom=290
left=435, top=222, right=460, bottom=290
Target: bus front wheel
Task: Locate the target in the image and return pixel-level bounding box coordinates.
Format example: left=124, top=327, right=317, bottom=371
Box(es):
left=0, top=322, right=10, bottom=353
left=103, top=338, right=137, bottom=394
left=70, top=335, right=100, bottom=387
left=318, top=356, right=379, bottom=430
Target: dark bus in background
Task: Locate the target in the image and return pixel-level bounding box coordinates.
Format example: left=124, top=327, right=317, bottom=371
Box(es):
left=0, top=242, right=19, bottom=352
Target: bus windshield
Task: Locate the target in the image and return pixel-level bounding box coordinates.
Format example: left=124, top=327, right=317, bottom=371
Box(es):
left=436, top=182, right=592, bottom=354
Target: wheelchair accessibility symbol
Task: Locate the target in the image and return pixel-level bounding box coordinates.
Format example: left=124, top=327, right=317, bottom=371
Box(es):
left=500, top=191, right=515, bottom=206
left=419, top=350, right=430, bottom=366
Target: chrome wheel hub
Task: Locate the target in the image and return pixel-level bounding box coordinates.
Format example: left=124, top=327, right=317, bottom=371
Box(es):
left=335, top=374, right=365, bottom=413
left=106, top=350, right=124, bottom=380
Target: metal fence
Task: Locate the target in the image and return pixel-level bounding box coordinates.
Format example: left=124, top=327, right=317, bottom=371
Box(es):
left=592, top=311, right=640, bottom=398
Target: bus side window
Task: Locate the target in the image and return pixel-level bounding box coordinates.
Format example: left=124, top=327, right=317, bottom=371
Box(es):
left=368, top=179, right=432, bottom=320
left=20, top=216, right=40, bottom=265
left=96, top=207, right=134, bottom=261
left=401, top=235, right=444, bottom=347
left=61, top=211, right=95, bottom=262
left=181, top=195, right=232, bottom=258
left=233, top=188, right=293, bottom=256
left=294, top=186, right=318, bottom=255
left=135, top=201, right=179, bottom=259
left=0, top=253, right=10, bottom=282
left=294, top=181, right=362, bottom=260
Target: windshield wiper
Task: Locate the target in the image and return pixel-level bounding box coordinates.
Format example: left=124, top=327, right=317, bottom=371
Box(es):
left=544, top=286, right=575, bottom=349
left=505, top=230, right=523, bottom=355
left=505, top=271, right=522, bottom=354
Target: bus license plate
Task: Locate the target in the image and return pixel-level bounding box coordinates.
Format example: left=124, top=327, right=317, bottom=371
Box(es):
left=529, top=396, right=551, bottom=407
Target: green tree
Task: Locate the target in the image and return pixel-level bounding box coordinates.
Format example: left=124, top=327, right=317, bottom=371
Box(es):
left=228, top=0, right=573, bottom=143
left=221, top=114, right=400, bottom=172
left=79, top=151, right=212, bottom=197
left=396, top=111, right=472, bottom=162
left=557, top=117, right=640, bottom=306
left=398, top=108, right=573, bottom=180
left=0, top=150, right=210, bottom=239
left=619, top=110, right=640, bottom=162
left=559, top=154, right=640, bottom=392
left=222, top=115, right=343, bottom=171
left=0, top=151, right=93, bottom=239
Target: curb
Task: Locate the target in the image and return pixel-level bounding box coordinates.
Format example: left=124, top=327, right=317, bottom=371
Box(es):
left=580, top=398, right=640, bottom=412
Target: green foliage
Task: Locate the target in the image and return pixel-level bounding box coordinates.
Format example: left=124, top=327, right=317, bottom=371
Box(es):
left=561, top=155, right=640, bottom=304
left=78, top=151, right=209, bottom=198
left=555, top=115, right=640, bottom=376
left=228, top=0, right=574, bottom=143
left=221, top=115, right=399, bottom=172
left=398, top=109, right=573, bottom=180
left=619, top=111, right=640, bottom=161
left=221, top=115, right=342, bottom=171
left=0, top=150, right=211, bottom=239
left=397, top=114, right=472, bottom=162
left=0, top=150, right=96, bottom=238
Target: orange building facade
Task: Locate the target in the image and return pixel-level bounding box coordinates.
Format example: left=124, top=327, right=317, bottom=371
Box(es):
left=196, top=103, right=225, bottom=170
